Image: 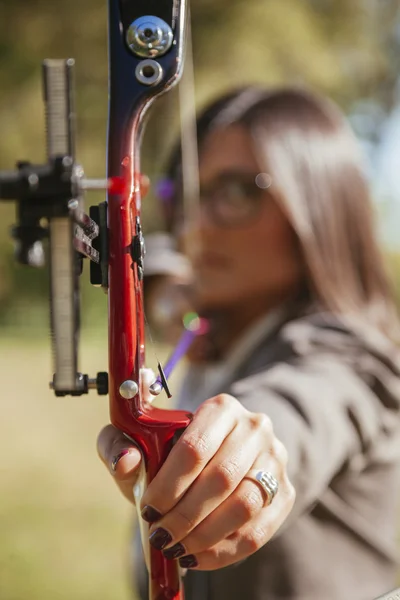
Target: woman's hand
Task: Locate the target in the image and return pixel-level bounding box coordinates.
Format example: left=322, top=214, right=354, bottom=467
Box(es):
left=97, top=392, right=295, bottom=571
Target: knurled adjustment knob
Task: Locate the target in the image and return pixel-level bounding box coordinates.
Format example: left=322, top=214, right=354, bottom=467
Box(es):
left=96, top=372, right=109, bottom=395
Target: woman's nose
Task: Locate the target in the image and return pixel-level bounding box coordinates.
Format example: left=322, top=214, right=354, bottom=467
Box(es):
left=177, top=205, right=219, bottom=262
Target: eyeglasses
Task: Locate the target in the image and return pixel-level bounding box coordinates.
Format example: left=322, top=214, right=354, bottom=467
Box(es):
left=169, top=171, right=273, bottom=229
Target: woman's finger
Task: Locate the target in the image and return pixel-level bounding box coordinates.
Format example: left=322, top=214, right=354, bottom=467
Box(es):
left=140, top=367, right=157, bottom=403
left=97, top=424, right=142, bottom=503
left=177, top=474, right=296, bottom=571
left=149, top=414, right=273, bottom=552
left=140, top=394, right=244, bottom=519
left=140, top=174, right=150, bottom=197
left=161, top=451, right=275, bottom=559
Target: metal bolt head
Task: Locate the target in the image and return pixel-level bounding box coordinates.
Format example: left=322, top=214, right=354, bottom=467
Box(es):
left=126, top=16, right=173, bottom=58
left=62, top=156, right=73, bottom=168
left=28, top=173, right=39, bottom=189
left=68, top=199, right=79, bottom=210
left=119, top=380, right=139, bottom=399
left=135, top=59, right=163, bottom=86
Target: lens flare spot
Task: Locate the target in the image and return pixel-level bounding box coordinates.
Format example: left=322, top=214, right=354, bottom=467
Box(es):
left=183, top=312, right=210, bottom=335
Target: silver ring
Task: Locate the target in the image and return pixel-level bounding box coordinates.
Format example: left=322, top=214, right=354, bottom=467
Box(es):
left=248, top=470, right=279, bottom=506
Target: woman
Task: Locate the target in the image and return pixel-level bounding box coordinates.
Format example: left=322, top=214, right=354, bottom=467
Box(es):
left=97, top=87, right=400, bottom=600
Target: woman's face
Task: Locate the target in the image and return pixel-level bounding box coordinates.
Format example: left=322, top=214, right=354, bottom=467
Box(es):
left=179, top=125, right=304, bottom=314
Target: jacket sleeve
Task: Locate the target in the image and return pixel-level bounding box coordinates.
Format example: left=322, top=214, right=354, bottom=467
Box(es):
left=230, top=353, right=394, bottom=523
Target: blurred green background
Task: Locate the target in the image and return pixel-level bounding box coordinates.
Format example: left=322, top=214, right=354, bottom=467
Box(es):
left=1, top=1, right=400, bottom=599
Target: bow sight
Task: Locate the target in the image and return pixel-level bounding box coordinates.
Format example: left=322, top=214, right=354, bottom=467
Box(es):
left=0, top=58, right=110, bottom=397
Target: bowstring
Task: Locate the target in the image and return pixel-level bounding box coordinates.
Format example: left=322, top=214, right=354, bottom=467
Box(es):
left=145, top=6, right=201, bottom=397
left=176, top=5, right=209, bottom=399
left=178, top=4, right=201, bottom=262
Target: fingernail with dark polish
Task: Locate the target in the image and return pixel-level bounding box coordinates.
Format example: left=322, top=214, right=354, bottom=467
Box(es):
left=149, top=528, right=172, bottom=550
left=163, top=543, right=186, bottom=560
left=179, top=555, right=198, bottom=569
left=141, top=505, right=163, bottom=523
left=111, top=450, right=131, bottom=473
